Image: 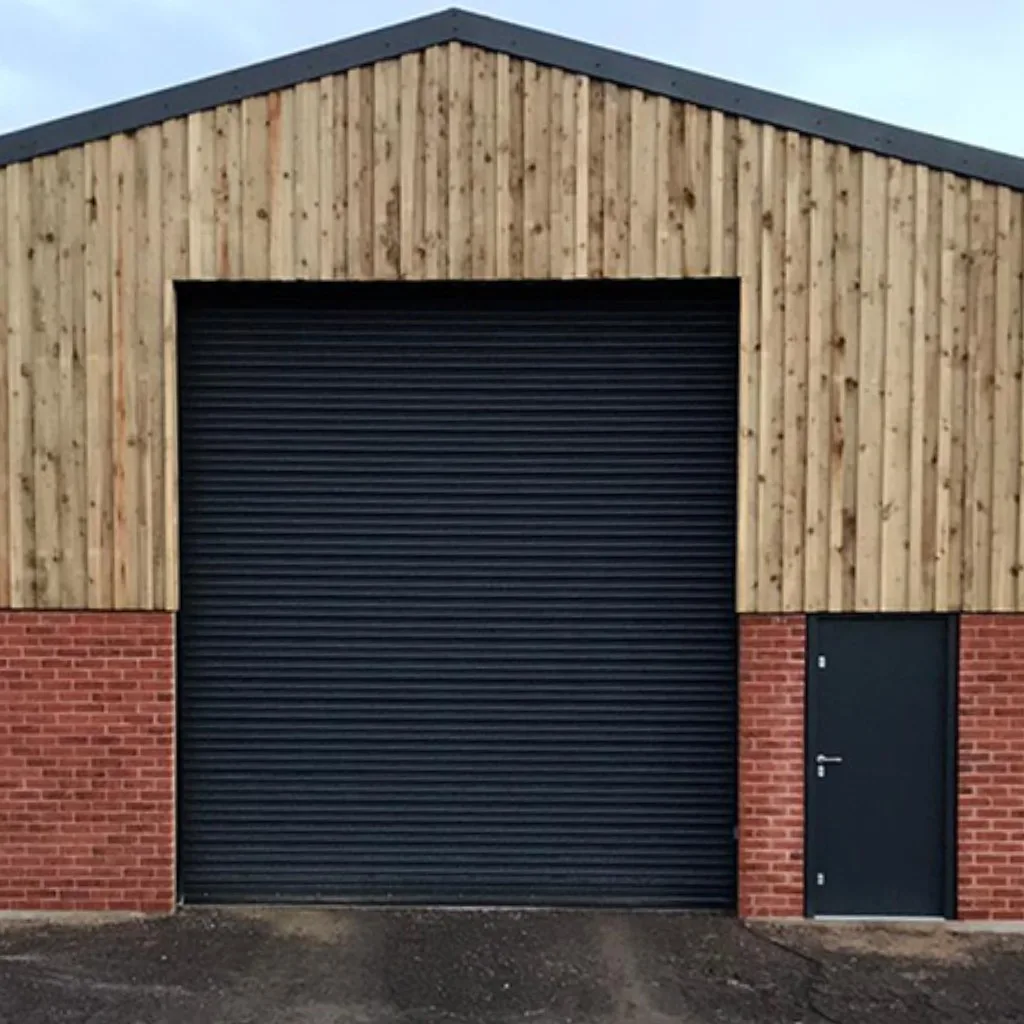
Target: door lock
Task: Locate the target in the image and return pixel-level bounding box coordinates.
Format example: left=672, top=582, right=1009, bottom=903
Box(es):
left=816, top=753, right=843, bottom=778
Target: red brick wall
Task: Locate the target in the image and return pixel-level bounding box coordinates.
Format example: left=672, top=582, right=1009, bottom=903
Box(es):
left=738, top=614, right=806, bottom=918
left=959, top=615, right=1024, bottom=920
left=0, top=612, right=175, bottom=912
left=10, top=608, right=1023, bottom=920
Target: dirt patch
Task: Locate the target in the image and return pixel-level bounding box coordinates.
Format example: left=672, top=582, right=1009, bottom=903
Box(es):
left=225, top=907, right=356, bottom=944
left=780, top=923, right=985, bottom=964
left=0, top=912, right=147, bottom=933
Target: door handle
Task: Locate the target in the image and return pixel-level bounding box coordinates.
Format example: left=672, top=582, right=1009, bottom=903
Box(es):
left=816, top=754, right=843, bottom=765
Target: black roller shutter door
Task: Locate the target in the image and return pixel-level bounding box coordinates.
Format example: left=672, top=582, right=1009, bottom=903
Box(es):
left=178, top=280, right=738, bottom=907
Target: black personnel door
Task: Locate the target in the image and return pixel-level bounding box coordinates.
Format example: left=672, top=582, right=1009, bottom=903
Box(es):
left=806, top=616, right=955, bottom=918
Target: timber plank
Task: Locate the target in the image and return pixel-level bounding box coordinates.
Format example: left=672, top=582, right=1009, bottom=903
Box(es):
left=683, top=104, right=709, bottom=275
left=735, top=119, right=761, bottom=611
left=614, top=85, right=632, bottom=278
left=268, top=89, right=295, bottom=278
left=294, top=81, right=321, bottom=279
left=347, top=69, right=373, bottom=280
left=161, top=119, right=189, bottom=284
left=214, top=103, right=243, bottom=278
left=628, top=89, right=656, bottom=276
left=964, top=180, right=996, bottom=609
left=109, top=134, right=136, bottom=607
left=523, top=61, right=550, bottom=278
left=924, top=171, right=945, bottom=607
left=423, top=48, right=442, bottom=279
left=907, top=165, right=930, bottom=609
left=507, top=56, right=524, bottom=278
left=917, top=168, right=943, bottom=609
left=318, top=78, right=335, bottom=279
left=654, top=96, right=671, bottom=276
left=829, top=147, right=861, bottom=610
left=399, top=53, right=425, bottom=280
left=574, top=74, right=589, bottom=277
left=991, top=186, right=1017, bottom=608
left=813, top=141, right=836, bottom=605
left=947, top=177, right=971, bottom=608
left=665, top=100, right=686, bottom=277
left=137, top=126, right=163, bottom=609
left=879, top=159, right=913, bottom=611
left=601, top=84, right=621, bottom=277
left=225, top=104, right=243, bottom=278
left=802, top=137, right=830, bottom=610
left=161, top=118, right=188, bottom=612
left=855, top=152, right=886, bottom=611
left=547, top=70, right=564, bottom=277
left=5, top=162, right=35, bottom=606
left=722, top=115, right=739, bottom=276
left=782, top=132, right=808, bottom=611
left=447, top=45, right=472, bottom=280
left=187, top=110, right=216, bottom=279
left=435, top=48, right=451, bottom=278
left=495, top=53, right=511, bottom=278
left=756, top=125, right=784, bottom=611
left=84, top=141, right=113, bottom=608
left=57, top=148, right=87, bottom=607
left=709, top=110, right=725, bottom=276
left=471, top=49, right=496, bottom=279
left=586, top=80, right=604, bottom=278
left=330, top=75, right=348, bottom=279
left=933, top=173, right=957, bottom=609
left=556, top=69, right=576, bottom=279
left=373, top=60, right=401, bottom=280
left=412, top=56, right=428, bottom=282
left=240, top=96, right=270, bottom=278
left=32, top=156, right=62, bottom=608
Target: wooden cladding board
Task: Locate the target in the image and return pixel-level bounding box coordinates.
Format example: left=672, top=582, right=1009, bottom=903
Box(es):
left=2, top=43, right=1024, bottom=611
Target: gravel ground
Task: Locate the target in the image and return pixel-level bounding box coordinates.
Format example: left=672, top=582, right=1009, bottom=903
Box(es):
left=1, top=908, right=1023, bottom=1023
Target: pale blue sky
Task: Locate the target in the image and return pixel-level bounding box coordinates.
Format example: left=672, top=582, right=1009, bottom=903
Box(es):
left=1, top=1, right=1023, bottom=157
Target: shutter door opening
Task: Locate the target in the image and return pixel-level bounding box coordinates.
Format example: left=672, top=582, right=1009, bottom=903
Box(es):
left=178, top=279, right=738, bottom=908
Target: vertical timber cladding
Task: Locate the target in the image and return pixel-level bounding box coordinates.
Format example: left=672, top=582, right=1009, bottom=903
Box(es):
left=177, top=279, right=739, bottom=906
left=1, top=41, right=1024, bottom=616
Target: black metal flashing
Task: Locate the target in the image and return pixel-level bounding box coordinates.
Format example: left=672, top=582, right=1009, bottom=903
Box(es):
left=1, top=7, right=1022, bottom=190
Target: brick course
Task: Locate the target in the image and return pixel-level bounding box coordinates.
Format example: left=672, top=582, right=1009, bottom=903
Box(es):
left=959, top=615, right=1024, bottom=920
left=738, top=614, right=806, bottom=918
left=0, top=612, right=175, bottom=912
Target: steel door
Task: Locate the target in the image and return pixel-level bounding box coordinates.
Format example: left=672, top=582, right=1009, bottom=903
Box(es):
left=806, top=616, right=955, bottom=917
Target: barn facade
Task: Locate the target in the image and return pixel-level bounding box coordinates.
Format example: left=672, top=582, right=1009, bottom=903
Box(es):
left=2, top=8, right=1024, bottom=918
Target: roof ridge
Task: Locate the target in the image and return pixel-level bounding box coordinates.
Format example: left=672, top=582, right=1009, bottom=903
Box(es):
left=1, top=7, right=1022, bottom=190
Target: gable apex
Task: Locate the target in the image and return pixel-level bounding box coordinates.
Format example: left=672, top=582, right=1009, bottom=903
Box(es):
left=0, top=7, right=1022, bottom=190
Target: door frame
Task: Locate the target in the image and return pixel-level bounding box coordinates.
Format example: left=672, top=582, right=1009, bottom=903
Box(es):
left=803, top=613, right=959, bottom=919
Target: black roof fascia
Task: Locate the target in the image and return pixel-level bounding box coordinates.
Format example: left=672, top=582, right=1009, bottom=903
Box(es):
left=1, top=7, right=1023, bottom=191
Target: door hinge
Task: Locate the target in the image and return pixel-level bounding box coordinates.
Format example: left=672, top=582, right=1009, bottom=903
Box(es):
left=817, top=654, right=826, bottom=670
left=733, top=825, right=739, bottom=842
left=816, top=872, right=825, bottom=887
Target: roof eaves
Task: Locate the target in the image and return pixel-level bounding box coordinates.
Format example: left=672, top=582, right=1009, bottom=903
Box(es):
left=1, top=7, right=1023, bottom=191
